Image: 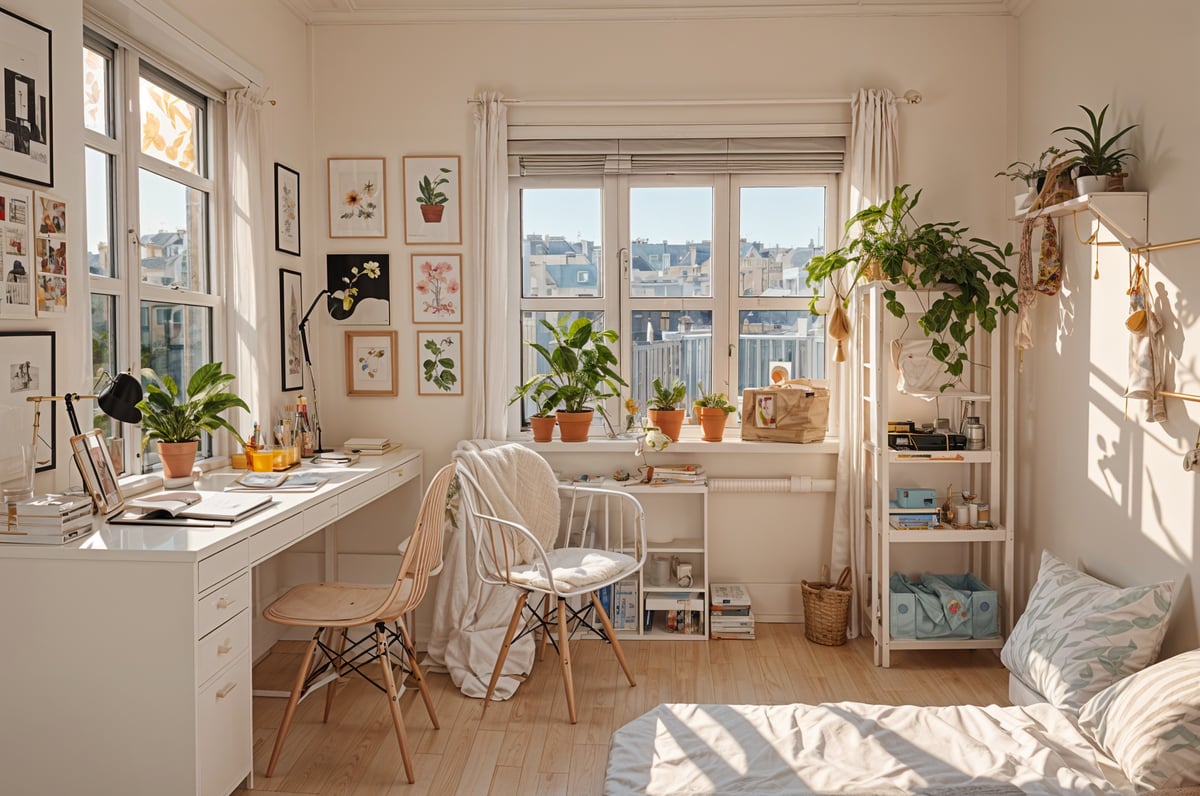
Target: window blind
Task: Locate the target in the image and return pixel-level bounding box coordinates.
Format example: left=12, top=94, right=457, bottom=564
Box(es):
left=510, top=136, right=844, bottom=176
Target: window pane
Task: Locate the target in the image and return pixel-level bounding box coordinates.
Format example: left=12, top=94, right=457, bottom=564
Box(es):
left=630, top=310, right=713, bottom=411
left=516, top=310, right=604, bottom=421
left=738, top=310, right=825, bottom=387
left=139, top=169, right=208, bottom=291
left=140, top=300, right=213, bottom=465
left=738, top=185, right=825, bottom=298
left=521, top=188, right=601, bottom=298
left=86, top=147, right=113, bottom=277
left=83, top=46, right=111, bottom=136
left=139, top=75, right=200, bottom=174
left=630, top=187, right=712, bottom=298
left=90, top=293, right=116, bottom=436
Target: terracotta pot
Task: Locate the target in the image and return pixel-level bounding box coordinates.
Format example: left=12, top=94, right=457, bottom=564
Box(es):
left=555, top=410, right=594, bottom=443
left=529, top=415, right=556, bottom=443
left=696, top=407, right=730, bottom=442
left=157, top=440, right=199, bottom=479
left=647, top=408, right=685, bottom=441
left=420, top=204, right=445, bottom=223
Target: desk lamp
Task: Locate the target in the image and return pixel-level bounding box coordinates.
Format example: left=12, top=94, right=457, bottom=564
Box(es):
left=26, top=372, right=144, bottom=484
left=297, top=290, right=334, bottom=454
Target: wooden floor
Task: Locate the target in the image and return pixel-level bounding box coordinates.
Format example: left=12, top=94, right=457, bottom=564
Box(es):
left=238, top=624, right=1009, bottom=796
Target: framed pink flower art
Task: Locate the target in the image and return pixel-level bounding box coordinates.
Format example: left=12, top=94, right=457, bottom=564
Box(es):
left=410, top=254, right=462, bottom=324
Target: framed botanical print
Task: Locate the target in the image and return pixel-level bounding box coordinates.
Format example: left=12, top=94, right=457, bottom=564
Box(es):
left=410, top=253, right=462, bottom=323
left=274, top=163, right=300, bottom=255
left=326, top=253, right=389, bottom=324
left=403, top=155, right=461, bottom=245
left=328, top=157, right=386, bottom=238
left=417, top=330, right=462, bottom=396
left=279, top=268, right=303, bottom=391
left=0, top=8, right=53, bottom=186
left=345, top=330, right=398, bottom=396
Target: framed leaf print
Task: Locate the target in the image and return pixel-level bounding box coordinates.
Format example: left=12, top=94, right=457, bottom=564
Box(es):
left=328, top=157, right=386, bottom=238
left=345, top=330, right=398, bottom=396
left=417, top=330, right=462, bottom=396
left=403, top=155, right=461, bottom=245
left=274, top=163, right=300, bottom=255
left=410, top=254, right=462, bottom=323
left=279, top=268, right=303, bottom=391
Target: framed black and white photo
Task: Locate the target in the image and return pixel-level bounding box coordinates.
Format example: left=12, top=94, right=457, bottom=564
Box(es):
left=279, top=268, right=303, bottom=391
left=0, top=8, right=52, bottom=186
left=274, top=162, right=300, bottom=255
left=0, top=330, right=55, bottom=472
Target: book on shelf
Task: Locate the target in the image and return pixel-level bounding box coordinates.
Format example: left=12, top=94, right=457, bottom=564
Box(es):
left=111, top=492, right=274, bottom=525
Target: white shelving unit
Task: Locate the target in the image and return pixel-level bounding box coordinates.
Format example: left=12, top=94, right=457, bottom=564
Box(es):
left=620, top=483, right=709, bottom=640
left=1012, top=191, right=1148, bottom=250
left=855, top=282, right=1015, bottom=668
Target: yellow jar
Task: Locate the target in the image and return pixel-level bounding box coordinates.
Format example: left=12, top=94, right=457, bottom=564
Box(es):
left=231, top=452, right=247, bottom=470
left=250, top=449, right=275, bottom=472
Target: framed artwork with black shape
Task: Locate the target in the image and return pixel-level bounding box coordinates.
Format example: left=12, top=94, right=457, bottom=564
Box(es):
left=0, top=8, right=52, bottom=186
left=71, top=428, right=123, bottom=516
left=0, top=330, right=55, bottom=472
left=274, top=162, right=300, bottom=255
left=279, top=268, right=303, bottom=391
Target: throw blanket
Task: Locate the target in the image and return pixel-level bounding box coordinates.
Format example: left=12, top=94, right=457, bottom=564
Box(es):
left=425, top=440, right=561, bottom=700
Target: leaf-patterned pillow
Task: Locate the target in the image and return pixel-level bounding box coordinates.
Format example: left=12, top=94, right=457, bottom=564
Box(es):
left=1078, top=648, right=1200, bottom=790
left=1000, top=550, right=1173, bottom=717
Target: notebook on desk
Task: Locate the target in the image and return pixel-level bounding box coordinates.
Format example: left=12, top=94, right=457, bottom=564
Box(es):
left=111, top=491, right=274, bottom=525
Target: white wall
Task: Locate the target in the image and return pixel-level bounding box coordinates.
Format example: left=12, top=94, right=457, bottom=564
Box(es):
left=1015, top=0, right=1199, bottom=654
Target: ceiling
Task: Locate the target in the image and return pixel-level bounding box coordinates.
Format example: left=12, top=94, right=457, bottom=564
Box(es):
left=279, top=0, right=1030, bottom=25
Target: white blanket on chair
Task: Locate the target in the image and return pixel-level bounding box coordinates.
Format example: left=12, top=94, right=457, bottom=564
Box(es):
left=425, top=440, right=561, bottom=701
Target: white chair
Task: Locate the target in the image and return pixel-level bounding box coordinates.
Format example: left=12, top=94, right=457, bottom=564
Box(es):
left=455, top=447, right=647, bottom=724
left=261, top=463, right=454, bottom=783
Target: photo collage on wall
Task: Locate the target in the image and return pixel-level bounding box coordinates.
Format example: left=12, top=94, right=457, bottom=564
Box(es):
left=34, top=191, right=66, bottom=314
left=0, top=179, right=34, bottom=318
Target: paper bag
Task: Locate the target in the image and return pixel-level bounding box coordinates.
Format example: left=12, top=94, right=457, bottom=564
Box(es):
left=741, top=379, right=830, bottom=443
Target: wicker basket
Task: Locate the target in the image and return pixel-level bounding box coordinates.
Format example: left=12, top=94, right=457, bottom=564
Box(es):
left=801, top=566, right=852, bottom=646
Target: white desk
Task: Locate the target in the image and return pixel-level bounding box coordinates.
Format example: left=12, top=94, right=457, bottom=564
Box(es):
left=0, top=448, right=423, bottom=796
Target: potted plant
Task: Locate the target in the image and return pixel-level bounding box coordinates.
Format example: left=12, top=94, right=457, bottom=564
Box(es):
left=693, top=383, right=736, bottom=442
left=994, top=145, right=1063, bottom=213
left=509, top=315, right=626, bottom=442
left=416, top=167, right=453, bottom=223
left=646, top=377, right=688, bottom=441
left=805, top=184, right=1017, bottom=391
left=137, top=362, right=249, bottom=478
left=1053, top=104, right=1138, bottom=194
left=522, top=382, right=560, bottom=443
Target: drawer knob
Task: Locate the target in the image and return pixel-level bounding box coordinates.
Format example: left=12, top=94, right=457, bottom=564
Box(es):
left=217, top=641, right=233, bottom=655
left=216, top=682, right=237, bottom=700
left=216, top=597, right=232, bottom=609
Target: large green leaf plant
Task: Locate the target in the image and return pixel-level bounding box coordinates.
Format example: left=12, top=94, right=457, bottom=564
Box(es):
left=137, top=362, right=249, bottom=447
left=509, top=315, right=627, bottom=415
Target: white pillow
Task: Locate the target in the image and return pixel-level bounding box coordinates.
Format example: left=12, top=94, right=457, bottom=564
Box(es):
left=1078, top=648, right=1200, bottom=790
left=1000, top=550, right=1173, bottom=717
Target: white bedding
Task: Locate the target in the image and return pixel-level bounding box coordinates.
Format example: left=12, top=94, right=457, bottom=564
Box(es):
left=605, top=702, right=1134, bottom=795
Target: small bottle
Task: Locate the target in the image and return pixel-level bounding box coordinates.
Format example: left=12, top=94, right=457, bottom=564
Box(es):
left=296, top=397, right=314, bottom=457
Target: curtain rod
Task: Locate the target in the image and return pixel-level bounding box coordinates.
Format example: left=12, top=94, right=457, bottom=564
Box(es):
left=466, top=90, right=922, bottom=108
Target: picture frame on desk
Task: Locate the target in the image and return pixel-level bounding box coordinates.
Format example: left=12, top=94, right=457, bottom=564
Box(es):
left=70, top=428, right=123, bottom=516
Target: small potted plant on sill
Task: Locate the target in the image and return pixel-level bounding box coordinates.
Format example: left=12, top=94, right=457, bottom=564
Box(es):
left=416, top=167, right=453, bottom=223
left=510, top=382, right=559, bottom=443
left=509, top=315, right=626, bottom=443
left=693, top=383, right=736, bottom=442
left=137, top=362, right=249, bottom=479
left=1053, top=104, right=1138, bottom=195
left=646, top=377, right=688, bottom=442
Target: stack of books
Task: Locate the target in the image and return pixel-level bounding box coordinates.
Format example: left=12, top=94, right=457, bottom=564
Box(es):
left=710, top=582, right=755, bottom=640
left=646, top=464, right=706, bottom=485
left=2, top=495, right=94, bottom=544
left=889, top=501, right=942, bottom=530
left=342, top=437, right=394, bottom=456
left=598, top=578, right=640, bottom=632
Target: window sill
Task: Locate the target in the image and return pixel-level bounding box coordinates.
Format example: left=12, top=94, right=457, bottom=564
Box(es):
left=516, top=427, right=838, bottom=455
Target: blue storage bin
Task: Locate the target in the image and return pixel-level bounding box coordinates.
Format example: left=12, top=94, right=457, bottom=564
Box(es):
left=922, top=573, right=998, bottom=639
left=889, top=572, right=997, bottom=639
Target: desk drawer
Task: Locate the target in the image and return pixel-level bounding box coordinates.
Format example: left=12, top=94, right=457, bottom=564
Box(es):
left=198, top=651, right=252, bottom=796
left=197, top=609, right=249, bottom=687
left=197, top=572, right=250, bottom=639
left=198, top=540, right=248, bottom=593
left=387, top=460, right=419, bottom=491
left=249, top=513, right=304, bottom=565
left=338, top=477, right=386, bottom=514
left=304, top=496, right=338, bottom=533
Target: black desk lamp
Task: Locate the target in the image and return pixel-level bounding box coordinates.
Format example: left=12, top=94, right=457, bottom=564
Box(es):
left=298, top=290, right=334, bottom=454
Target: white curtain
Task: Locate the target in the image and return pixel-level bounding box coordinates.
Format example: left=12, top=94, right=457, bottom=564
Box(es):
left=470, top=94, right=510, bottom=440
left=830, top=88, right=899, bottom=637
left=224, top=87, right=272, bottom=429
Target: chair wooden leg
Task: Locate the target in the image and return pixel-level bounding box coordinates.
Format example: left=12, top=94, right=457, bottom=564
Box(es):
left=323, top=627, right=346, bottom=722
left=557, top=597, right=577, bottom=724
left=376, top=624, right=416, bottom=785
left=591, top=591, right=636, bottom=687
left=538, top=593, right=552, bottom=661
left=266, top=630, right=322, bottom=778
left=483, top=591, right=528, bottom=715
left=396, top=616, right=439, bottom=729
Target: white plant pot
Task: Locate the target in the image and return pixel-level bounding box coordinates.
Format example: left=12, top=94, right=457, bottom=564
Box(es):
left=1014, top=188, right=1036, bottom=214
left=1075, top=175, right=1108, bottom=196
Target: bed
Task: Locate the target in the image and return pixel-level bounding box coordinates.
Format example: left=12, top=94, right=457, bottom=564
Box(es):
left=605, top=553, right=1200, bottom=795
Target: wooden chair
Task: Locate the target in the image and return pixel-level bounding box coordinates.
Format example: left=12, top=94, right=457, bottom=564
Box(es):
left=456, top=459, right=646, bottom=724
left=262, top=463, right=454, bottom=783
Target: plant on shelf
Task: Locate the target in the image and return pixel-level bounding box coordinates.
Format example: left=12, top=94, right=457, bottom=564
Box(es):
left=509, top=315, right=626, bottom=442
left=646, top=376, right=688, bottom=441
left=804, top=184, right=1017, bottom=390
left=1053, top=104, right=1138, bottom=193
left=994, top=145, right=1063, bottom=190
left=137, top=362, right=249, bottom=479
left=693, top=382, right=736, bottom=442
left=415, top=167, right=453, bottom=223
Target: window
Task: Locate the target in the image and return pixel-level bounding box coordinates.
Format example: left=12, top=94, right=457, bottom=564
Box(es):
left=510, top=138, right=839, bottom=432
left=83, top=30, right=224, bottom=472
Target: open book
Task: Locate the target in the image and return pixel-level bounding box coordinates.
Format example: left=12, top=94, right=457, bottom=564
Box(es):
left=111, top=491, right=274, bottom=526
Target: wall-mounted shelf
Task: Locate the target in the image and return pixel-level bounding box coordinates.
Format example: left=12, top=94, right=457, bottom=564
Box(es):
left=1012, top=191, right=1148, bottom=251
